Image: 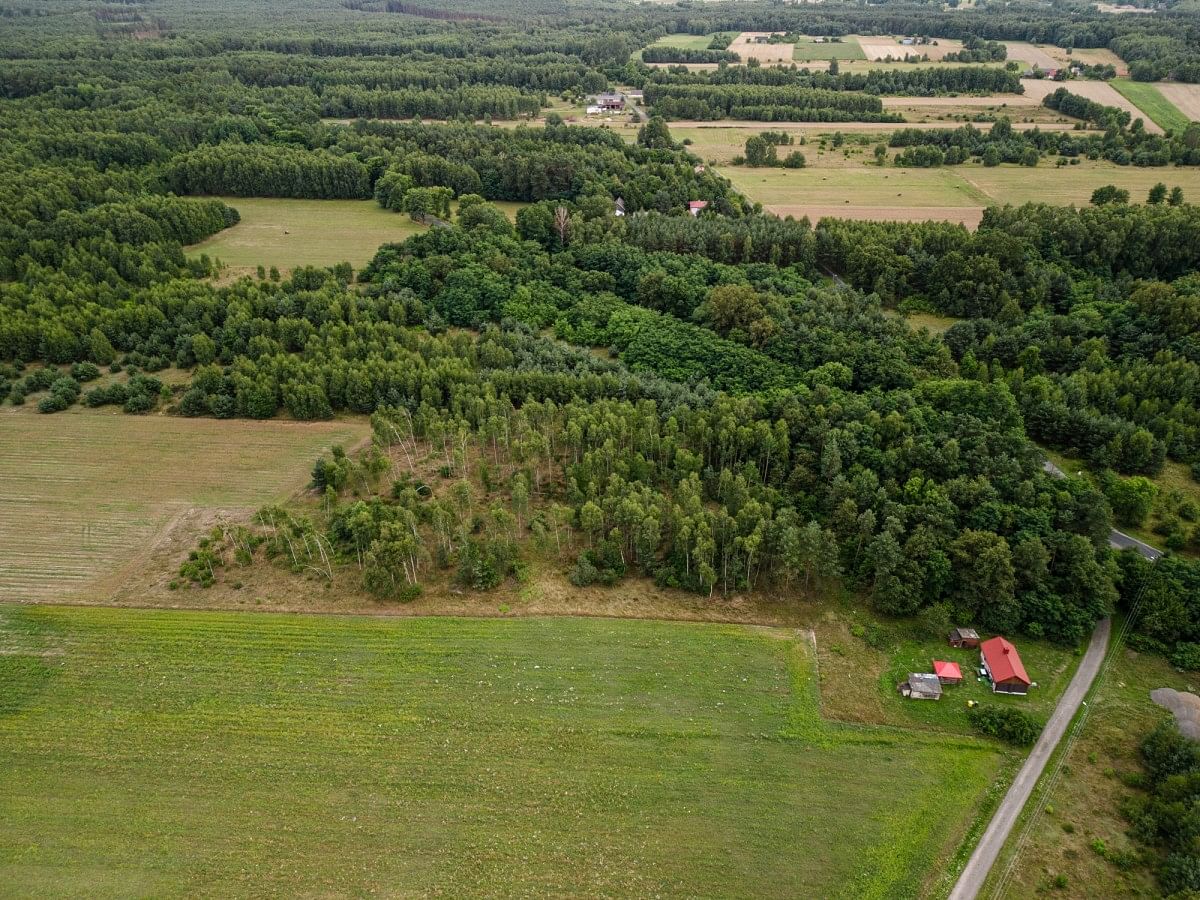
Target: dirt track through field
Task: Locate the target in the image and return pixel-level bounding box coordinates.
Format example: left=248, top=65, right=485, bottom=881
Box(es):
left=1157, top=83, right=1200, bottom=121
left=1020, top=78, right=1164, bottom=133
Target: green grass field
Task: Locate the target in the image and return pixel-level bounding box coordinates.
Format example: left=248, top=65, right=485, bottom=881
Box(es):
left=644, top=33, right=717, bottom=51
left=0, top=605, right=1006, bottom=898
left=792, top=36, right=866, bottom=61
left=186, top=198, right=428, bottom=274
left=1111, top=79, right=1191, bottom=132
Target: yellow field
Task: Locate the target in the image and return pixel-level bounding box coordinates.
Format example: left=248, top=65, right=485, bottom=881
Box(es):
left=0, top=407, right=368, bottom=602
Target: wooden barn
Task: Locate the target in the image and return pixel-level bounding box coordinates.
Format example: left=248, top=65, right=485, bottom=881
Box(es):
left=980, top=636, right=1031, bottom=695
left=948, top=627, right=980, bottom=649
left=898, top=672, right=943, bottom=701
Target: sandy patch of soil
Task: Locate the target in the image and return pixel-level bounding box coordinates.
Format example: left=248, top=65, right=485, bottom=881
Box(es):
left=1157, top=83, right=1200, bottom=121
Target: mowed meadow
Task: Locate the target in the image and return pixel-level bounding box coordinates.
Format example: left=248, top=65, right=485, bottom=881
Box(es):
left=0, top=605, right=1007, bottom=899
left=0, top=408, right=367, bottom=602
left=185, top=197, right=429, bottom=278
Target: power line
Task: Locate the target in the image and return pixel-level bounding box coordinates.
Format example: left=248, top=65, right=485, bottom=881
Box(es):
left=989, top=560, right=1159, bottom=898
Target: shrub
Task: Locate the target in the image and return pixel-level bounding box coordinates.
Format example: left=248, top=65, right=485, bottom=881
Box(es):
left=967, top=704, right=1042, bottom=746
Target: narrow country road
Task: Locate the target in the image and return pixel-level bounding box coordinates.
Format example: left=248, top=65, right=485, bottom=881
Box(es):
left=1040, top=460, right=1162, bottom=560
left=947, top=617, right=1112, bottom=900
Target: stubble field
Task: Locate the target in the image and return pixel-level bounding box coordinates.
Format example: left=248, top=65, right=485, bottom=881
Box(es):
left=0, top=407, right=368, bottom=603
left=0, top=604, right=1007, bottom=899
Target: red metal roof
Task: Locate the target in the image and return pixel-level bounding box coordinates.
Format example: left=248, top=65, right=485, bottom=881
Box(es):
left=933, top=660, right=962, bottom=680
left=981, top=636, right=1030, bottom=685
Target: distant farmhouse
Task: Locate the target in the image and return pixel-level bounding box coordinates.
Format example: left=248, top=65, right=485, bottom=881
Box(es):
left=594, top=92, right=625, bottom=111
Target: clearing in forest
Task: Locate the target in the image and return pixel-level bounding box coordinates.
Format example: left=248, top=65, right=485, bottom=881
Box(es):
left=185, top=197, right=428, bottom=277
left=0, top=408, right=367, bottom=602
left=0, top=605, right=1006, bottom=898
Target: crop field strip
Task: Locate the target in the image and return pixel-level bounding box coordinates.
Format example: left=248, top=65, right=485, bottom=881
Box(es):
left=0, top=410, right=367, bottom=602
left=1110, top=79, right=1193, bottom=132
left=0, top=605, right=1006, bottom=899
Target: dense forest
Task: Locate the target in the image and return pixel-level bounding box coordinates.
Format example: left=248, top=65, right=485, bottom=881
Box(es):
left=2, top=0, right=1200, bottom=671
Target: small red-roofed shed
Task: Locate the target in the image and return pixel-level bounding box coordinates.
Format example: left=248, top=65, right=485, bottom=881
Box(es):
left=980, top=636, right=1031, bottom=695
left=932, top=660, right=963, bottom=685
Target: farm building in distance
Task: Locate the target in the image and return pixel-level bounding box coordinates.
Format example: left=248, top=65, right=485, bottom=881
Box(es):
left=688, top=200, right=709, bottom=216
left=980, top=636, right=1031, bottom=695
left=594, top=92, right=624, bottom=111
left=949, top=627, right=980, bottom=649
left=933, top=660, right=963, bottom=685
left=899, top=672, right=943, bottom=701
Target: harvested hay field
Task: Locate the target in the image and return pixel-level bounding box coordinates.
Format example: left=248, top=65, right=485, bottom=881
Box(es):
left=1020, top=78, right=1164, bottom=133
left=1154, top=82, right=1200, bottom=122
left=0, top=408, right=367, bottom=602
left=857, top=36, right=964, bottom=61
left=881, top=94, right=1037, bottom=108
left=729, top=32, right=795, bottom=63
left=963, top=161, right=1200, bottom=206
left=772, top=204, right=984, bottom=228
left=0, top=604, right=1006, bottom=898
left=1003, top=42, right=1062, bottom=70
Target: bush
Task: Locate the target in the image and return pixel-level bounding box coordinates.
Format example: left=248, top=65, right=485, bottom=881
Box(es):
left=968, top=704, right=1042, bottom=746
left=70, top=362, right=101, bottom=382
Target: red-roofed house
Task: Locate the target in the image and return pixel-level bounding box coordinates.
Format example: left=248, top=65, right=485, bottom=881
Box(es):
left=688, top=200, right=709, bottom=217
left=932, top=660, right=963, bottom=685
left=980, top=636, right=1031, bottom=695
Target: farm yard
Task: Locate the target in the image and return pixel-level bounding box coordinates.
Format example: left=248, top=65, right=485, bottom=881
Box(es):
left=0, top=408, right=367, bottom=603
left=0, top=605, right=1008, bottom=899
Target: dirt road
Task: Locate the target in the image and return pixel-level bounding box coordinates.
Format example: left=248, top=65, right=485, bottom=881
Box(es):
left=947, top=616, right=1111, bottom=900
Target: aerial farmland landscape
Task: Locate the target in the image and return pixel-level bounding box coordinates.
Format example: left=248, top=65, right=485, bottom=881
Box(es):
left=3, top=0, right=1200, bottom=898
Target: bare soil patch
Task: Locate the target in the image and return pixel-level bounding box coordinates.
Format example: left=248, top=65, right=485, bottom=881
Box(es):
left=1157, top=82, right=1200, bottom=121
